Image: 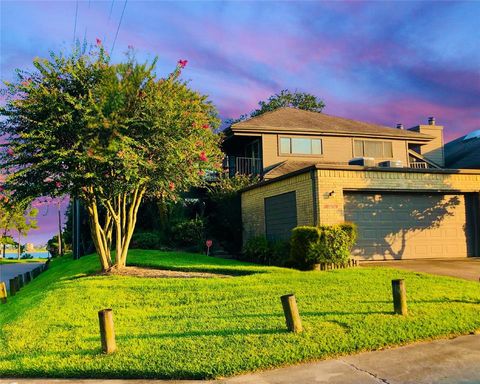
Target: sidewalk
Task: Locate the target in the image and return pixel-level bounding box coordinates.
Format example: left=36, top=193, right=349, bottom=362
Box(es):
left=1, top=334, right=479, bottom=384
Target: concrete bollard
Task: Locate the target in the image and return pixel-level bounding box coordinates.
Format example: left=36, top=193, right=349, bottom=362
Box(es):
left=0, top=282, right=7, bottom=304
left=98, top=309, right=117, bottom=354
left=392, top=279, right=408, bottom=315
left=280, top=294, right=303, bottom=333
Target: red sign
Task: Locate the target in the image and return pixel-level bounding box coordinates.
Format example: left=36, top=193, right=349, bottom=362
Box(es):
left=206, top=240, right=213, bottom=248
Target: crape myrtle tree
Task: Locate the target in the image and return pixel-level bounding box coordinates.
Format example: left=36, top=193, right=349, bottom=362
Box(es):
left=0, top=43, right=223, bottom=271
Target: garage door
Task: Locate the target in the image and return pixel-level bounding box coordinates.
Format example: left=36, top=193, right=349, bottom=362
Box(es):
left=265, top=191, right=297, bottom=241
left=344, top=192, right=473, bottom=260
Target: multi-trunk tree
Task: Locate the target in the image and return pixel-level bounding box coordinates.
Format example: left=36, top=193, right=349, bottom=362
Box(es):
left=0, top=45, right=222, bottom=271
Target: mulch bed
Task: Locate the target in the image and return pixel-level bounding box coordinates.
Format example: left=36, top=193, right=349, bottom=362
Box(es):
left=106, top=266, right=232, bottom=279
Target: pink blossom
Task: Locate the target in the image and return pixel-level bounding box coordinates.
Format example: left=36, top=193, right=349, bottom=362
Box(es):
left=202, top=124, right=210, bottom=130
left=199, top=151, right=208, bottom=162
left=198, top=170, right=205, bottom=176
left=128, top=44, right=134, bottom=50
left=55, top=181, right=62, bottom=188
left=169, top=181, right=175, bottom=191
left=96, top=38, right=102, bottom=46
left=178, top=59, right=188, bottom=68
left=6, top=148, right=14, bottom=156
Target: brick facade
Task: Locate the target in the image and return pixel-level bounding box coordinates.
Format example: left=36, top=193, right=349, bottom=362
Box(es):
left=241, top=166, right=480, bottom=242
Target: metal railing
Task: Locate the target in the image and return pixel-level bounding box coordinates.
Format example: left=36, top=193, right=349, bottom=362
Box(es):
left=409, top=161, right=429, bottom=169
left=226, top=156, right=262, bottom=176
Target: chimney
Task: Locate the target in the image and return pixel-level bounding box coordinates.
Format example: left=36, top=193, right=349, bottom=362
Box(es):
left=396, top=123, right=404, bottom=130
left=428, top=117, right=435, bottom=125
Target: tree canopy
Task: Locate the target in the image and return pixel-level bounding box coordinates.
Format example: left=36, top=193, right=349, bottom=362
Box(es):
left=234, top=89, right=325, bottom=122
left=0, top=44, right=223, bottom=270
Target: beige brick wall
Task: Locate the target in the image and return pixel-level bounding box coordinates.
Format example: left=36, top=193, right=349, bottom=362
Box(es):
left=315, top=168, right=480, bottom=225
left=242, top=167, right=480, bottom=240
left=241, top=172, right=315, bottom=241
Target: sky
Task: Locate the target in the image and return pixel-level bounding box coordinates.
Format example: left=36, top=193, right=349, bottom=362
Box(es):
left=1, top=0, right=480, bottom=244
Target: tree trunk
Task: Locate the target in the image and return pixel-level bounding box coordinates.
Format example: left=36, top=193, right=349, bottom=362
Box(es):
left=85, top=187, right=145, bottom=272
left=17, top=231, right=21, bottom=260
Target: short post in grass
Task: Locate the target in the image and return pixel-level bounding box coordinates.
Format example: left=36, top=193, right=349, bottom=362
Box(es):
left=280, top=294, right=303, bottom=333
left=24, top=271, right=31, bottom=284
left=98, top=309, right=117, bottom=354
left=9, top=278, right=17, bottom=296
left=392, top=279, right=408, bottom=316
left=0, top=282, right=7, bottom=304
left=17, top=275, right=24, bottom=289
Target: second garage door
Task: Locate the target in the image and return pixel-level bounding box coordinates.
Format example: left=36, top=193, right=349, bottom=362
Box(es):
left=344, top=192, right=473, bottom=260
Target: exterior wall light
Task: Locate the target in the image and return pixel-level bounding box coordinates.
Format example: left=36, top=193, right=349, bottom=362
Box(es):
left=329, top=190, right=336, bottom=197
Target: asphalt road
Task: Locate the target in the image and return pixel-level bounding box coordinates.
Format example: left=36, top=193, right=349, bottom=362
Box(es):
left=0, top=262, right=44, bottom=291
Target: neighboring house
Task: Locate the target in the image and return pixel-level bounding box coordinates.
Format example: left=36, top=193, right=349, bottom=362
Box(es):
left=445, top=130, right=480, bottom=169
left=223, top=108, right=480, bottom=261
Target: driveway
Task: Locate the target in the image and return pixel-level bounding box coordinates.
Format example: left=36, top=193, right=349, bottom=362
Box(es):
left=361, top=257, right=480, bottom=281
left=0, top=334, right=478, bottom=383
left=0, top=262, right=45, bottom=291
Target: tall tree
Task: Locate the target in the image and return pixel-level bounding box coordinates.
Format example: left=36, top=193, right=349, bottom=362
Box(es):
left=235, top=89, right=325, bottom=122
left=0, top=45, right=222, bottom=271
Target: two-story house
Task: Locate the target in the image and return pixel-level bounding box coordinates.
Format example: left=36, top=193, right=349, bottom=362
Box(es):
left=224, top=108, right=480, bottom=261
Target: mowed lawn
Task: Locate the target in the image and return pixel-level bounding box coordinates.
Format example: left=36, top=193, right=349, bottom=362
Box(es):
left=0, top=250, right=479, bottom=379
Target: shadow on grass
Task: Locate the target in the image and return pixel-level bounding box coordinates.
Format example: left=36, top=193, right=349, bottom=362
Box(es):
left=126, top=263, right=263, bottom=277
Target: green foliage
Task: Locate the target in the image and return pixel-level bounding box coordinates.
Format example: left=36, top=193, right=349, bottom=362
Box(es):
left=171, top=218, right=205, bottom=250
left=130, top=231, right=165, bottom=250
left=234, top=89, right=325, bottom=122
left=290, top=226, right=322, bottom=269
left=242, top=236, right=290, bottom=266
left=20, top=253, right=33, bottom=259
left=290, top=223, right=357, bottom=268
left=0, top=44, right=223, bottom=269
left=206, top=174, right=259, bottom=253
left=0, top=250, right=479, bottom=379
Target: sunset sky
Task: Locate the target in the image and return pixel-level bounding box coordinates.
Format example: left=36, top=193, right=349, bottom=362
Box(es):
left=1, top=0, right=479, bottom=244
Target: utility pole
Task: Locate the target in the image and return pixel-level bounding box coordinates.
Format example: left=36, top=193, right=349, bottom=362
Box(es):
left=73, top=198, right=81, bottom=260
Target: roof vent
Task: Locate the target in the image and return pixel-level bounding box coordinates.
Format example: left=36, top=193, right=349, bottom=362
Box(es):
left=428, top=117, right=435, bottom=125
left=396, top=123, right=404, bottom=129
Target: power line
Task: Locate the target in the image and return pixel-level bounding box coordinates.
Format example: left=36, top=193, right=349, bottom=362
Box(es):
left=73, top=0, right=79, bottom=43
left=110, top=0, right=127, bottom=56
left=103, top=0, right=115, bottom=45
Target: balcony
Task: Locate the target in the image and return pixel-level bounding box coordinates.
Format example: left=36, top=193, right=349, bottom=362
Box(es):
left=409, top=161, right=429, bottom=169
left=226, top=156, right=262, bottom=176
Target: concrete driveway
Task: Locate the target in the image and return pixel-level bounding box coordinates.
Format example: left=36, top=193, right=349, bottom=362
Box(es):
left=361, top=257, right=480, bottom=281
left=0, top=262, right=44, bottom=291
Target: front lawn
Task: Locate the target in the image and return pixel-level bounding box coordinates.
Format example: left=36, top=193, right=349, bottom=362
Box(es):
left=0, top=250, right=479, bottom=379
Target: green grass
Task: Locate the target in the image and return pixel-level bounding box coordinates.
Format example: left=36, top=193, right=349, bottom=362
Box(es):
left=0, top=258, right=46, bottom=264
left=0, top=250, right=479, bottom=379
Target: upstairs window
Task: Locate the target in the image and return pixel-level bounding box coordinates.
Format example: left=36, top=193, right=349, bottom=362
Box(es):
left=354, top=140, right=393, bottom=158
left=280, top=137, right=323, bottom=155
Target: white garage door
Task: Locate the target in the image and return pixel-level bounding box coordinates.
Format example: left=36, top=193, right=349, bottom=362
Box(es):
left=344, top=192, right=473, bottom=260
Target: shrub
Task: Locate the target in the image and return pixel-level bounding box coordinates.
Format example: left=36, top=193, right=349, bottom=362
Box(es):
left=20, top=253, right=33, bottom=259
left=242, top=237, right=291, bottom=266
left=171, top=218, right=205, bottom=249
left=290, top=224, right=358, bottom=269
left=290, top=226, right=321, bottom=269
left=130, top=231, right=164, bottom=249
left=308, top=224, right=358, bottom=266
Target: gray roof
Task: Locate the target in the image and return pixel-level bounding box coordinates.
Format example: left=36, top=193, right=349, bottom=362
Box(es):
left=445, top=131, right=480, bottom=169
left=230, top=107, right=433, bottom=141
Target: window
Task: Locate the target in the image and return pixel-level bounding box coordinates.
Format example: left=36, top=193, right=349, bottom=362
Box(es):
left=354, top=140, right=393, bottom=158
left=279, top=137, right=322, bottom=155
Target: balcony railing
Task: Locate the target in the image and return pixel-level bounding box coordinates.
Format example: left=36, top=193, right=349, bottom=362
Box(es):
left=226, top=156, right=262, bottom=176
left=409, top=161, right=429, bottom=169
